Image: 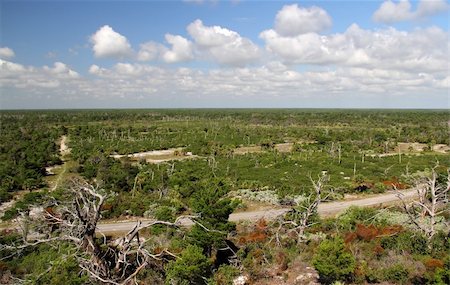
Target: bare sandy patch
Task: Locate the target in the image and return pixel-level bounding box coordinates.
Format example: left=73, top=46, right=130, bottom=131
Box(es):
left=234, top=145, right=263, bottom=155
left=111, top=148, right=198, bottom=164
left=275, top=142, right=294, bottom=153
left=432, top=144, right=450, bottom=153
left=396, top=142, right=428, bottom=152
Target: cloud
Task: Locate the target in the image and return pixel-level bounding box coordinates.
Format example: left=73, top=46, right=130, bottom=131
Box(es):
left=373, top=0, right=449, bottom=24
left=90, top=25, right=133, bottom=58
left=261, top=21, right=449, bottom=74
left=137, top=42, right=165, bottom=61
left=162, top=34, right=194, bottom=63
left=274, top=4, right=332, bottom=36
left=1, top=59, right=80, bottom=90
left=137, top=36, right=193, bottom=63
left=80, top=62, right=449, bottom=103
left=2, top=58, right=448, bottom=107
left=416, top=0, right=450, bottom=17
left=43, top=62, right=80, bottom=79
left=373, top=0, right=414, bottom=23
left=187, top=19, right=260, bottom=66
left=0, top=47, right=15, bottom=59
left=2, top=3, right=448, bottom=108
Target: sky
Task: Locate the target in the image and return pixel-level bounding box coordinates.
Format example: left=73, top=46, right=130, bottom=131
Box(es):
left=0, top=0, right=449, bottom=109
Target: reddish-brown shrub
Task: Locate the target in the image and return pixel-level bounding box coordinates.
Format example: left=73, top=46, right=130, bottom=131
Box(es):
left=382, top=178, right=408, bottom=190
left=276, top=251, right=288, bottom=272
left=100, top=203, right=113, bottom=211
left=354, top=264, right=366, bottom=278
left=378, top=225, right=403, bottom=236
left=424, top=258, right=444, bottom=271
left=0, top=261, right=9, bottom=272
left=355, top=224, right=379, bottom=241
left=237, top=219, right=269, bottom=244
left=256, top=218, right=267, bottom=231
left=45, top=206, right=55, bottom=216
left=245, top=231, right=267, bottom=243
left=373, top=243, right=385, bottom=257
left=344, top=232, right=357, bottom=244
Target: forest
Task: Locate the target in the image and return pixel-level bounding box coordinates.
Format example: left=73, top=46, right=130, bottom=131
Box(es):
left=0, top=109, right=449, bottom=285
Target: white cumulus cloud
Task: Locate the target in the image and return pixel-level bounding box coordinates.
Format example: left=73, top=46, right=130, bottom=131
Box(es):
left=1, top=59, right=80, bottom=90
left=417, top=0, right=450, bottom=17
left=0, top=47, right=15, bottom=59
left=137, top=42, right=166, bottom=62
left=43, top=62, right=80, bottom=79
left=90, top=25, right=133, bottom=58
left=373, top=0, right=449, bottom=24
left=261, top=11, right=449, bottom=74
left=274, top=4, right=332, bottom=36
left=162, top=34, right=194, bottom=63
left=187, top=19, right=260, bottom=66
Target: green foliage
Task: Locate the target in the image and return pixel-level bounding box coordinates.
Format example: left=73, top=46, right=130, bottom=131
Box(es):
left=312, top=237, right=356, bottom=284
left=380, top=231, right=429, bottom=255
left=0, top=189, right=12, bottom=203
left=166, top=245, right=212, bottom=285
left=103, top=191, right=155, bottom=218
left=2, top=109, right=450, bottom=284
left=430, top=256, right=450, bottom=285
left=383, top=264, right=409, bottom=284
left=209, top=265, right=240, bottom=285
left=0, top=113, right=63, bottom=199
left=154, top=205, right=177, bottom=222
left=4, top=243, right=86, bottom=285
left=2, top=191, right=47, bottom=221
left=188, top=179, right=237, bottom=254
left=373, top=182, right=387, bottom=193
left=336, top=206, right=382, bottom=231
left=237, top=243, right=273, bottom=279
left=429, top=231, right=450, bottom=259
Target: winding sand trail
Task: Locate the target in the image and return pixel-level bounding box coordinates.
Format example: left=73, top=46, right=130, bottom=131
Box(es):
left=97, top=188, right=417, bottom=234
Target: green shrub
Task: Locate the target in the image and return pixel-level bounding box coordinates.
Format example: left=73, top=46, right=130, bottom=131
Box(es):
left=166, top=245, right=212, bottom=285
left=427, top=256, right=450, bottom=285
left=383, top=264, right=409, bottom=284
left=210, top=265, right=240, bottom=285
left=429, top=231, right=450, bottom=259
left=2, top=191, right=46, bottom=221
left=381, top=231, right=429, bottom=255
left=312, top=237, right=356, bottom=284
left=0, top=189, right=12, bottom=203
left=13, top=243, right=86, bottom=285
left=337, top=206, right=381, bottom=231
left=373, top=182, right=387, bottom=193
left=154, top=205, right=176, bottom=222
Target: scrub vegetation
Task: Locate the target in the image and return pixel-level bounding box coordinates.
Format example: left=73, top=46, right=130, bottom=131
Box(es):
left=0, top=109, right=449, bottom=284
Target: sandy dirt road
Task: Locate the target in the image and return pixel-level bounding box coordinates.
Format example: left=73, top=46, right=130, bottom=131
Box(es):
left=97, top=188, right=417, bottom=234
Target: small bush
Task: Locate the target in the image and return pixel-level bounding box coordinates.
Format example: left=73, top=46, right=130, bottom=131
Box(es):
left=166, top=245, right=212, bottom=285
left=313, top=237, right=356, bottom=284
left=424, top=258, right=444, bottom=271
left=381, top=231, right=428, bottom=255
left=429, top=231, right=450, bottom=259
left=430, top=256, right=450, bottom=284
left=337, top=206, right=380, bottom=231
left=210, top=265, right=240, bottom=285
left=355, top=224, right=378, bottom=241
left=383, top=264, right=409, bottom=284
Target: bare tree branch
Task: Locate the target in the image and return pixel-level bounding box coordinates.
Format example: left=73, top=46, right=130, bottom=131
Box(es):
left=7, top=178, right=182, bottom=285
left=275, top=173, right=328, bottom=244
left=396, top=166, right=449, bottom=240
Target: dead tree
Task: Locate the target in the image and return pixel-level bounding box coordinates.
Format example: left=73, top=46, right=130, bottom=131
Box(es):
left=275, top=173, right=328, bottom=245
left=396, top=166, right=449, bottom=240
left=5, top=179, right=186, bottom=285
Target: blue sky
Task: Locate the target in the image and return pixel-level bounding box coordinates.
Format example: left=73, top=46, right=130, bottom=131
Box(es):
left=0, top=0, right=449, bottom=109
